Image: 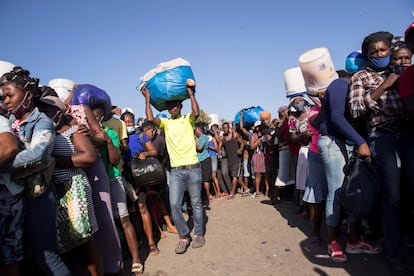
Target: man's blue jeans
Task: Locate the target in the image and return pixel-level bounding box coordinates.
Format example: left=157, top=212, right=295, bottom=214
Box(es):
left=169, top=167, right=204, bottom=238
left=368, top=131, right=403, bottom=263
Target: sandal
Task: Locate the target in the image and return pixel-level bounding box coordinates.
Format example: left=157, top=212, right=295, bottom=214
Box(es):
left=309, top=236, right=321, bottom=246
left=131, top=263, right=143, bottom=276
left=149, top=243, right=160, bottom=256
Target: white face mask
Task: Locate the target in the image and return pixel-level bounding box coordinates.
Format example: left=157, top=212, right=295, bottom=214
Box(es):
left=127, top=126, right=136, bottom=135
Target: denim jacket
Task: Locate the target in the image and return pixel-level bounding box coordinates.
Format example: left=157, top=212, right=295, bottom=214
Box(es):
left=10, top=107, right=55, bottom=170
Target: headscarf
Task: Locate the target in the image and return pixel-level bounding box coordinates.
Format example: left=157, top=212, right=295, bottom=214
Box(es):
left=260, top=111, right=271, bottom=121
left=361, top=31, right=393, bottom=57
left=277, top=105, right=288, bottom=114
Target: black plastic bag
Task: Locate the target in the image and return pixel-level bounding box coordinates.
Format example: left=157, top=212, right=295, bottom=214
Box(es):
left=129, top=157, right=166, bottom=190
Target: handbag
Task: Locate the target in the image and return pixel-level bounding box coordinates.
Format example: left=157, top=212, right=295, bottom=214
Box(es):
left=56, top=174, right=92, bottom=254
left=336, top=154, right=380, bottom=218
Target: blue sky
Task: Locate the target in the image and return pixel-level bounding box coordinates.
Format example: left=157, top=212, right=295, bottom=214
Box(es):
left=1, top=0, right=413, bottom=122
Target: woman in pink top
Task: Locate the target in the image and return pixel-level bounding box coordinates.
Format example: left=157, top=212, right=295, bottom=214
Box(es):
left=303, top=95, right=328, bottom=247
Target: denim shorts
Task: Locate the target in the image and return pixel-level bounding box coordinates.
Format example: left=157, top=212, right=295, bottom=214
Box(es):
left=110, top=176, right=129, bottom=219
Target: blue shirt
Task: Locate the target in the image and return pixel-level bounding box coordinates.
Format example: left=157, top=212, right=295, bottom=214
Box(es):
left=0, top=115, right=23, bottom=195
left=320, top=78, right=365, bottom=146
left=124, top=132, right=151, bottom=161
left=196, top=134, right=210, bottom=162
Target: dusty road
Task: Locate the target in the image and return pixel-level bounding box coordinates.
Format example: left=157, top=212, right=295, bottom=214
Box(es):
left=137, top=194, right=413, bottom=276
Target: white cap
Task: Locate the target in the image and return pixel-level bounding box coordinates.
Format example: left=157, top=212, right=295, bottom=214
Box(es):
left=122, top=107, right=134, bottom=115
left=254, top=120, right=261, bottom=127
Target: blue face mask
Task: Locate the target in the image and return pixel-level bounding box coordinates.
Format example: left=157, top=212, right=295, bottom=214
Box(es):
left=293, top=102, right=305, bottom=112
left=369, top=55, right=390, bottom=70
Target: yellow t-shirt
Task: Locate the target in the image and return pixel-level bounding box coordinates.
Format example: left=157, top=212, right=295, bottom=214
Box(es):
left=103, top=117, right=128, bottom=141
left=159, top=114, right=198, bottom=167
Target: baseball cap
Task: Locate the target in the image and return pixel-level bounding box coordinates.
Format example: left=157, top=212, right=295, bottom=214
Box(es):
left=254, top=120, right=261, bottom=127
left=39, top=96, right=67, bottom=112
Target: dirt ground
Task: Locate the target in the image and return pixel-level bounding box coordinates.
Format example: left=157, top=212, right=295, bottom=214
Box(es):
left=134, top=192, right=414, bottom=276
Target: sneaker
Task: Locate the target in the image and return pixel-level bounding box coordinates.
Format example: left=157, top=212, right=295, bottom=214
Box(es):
left=192, top=235, right=205, bottom=249
left=327, top=240, right=347, bottom=263
left=345, top=238, right=383, bottom=254
left=251, top=192, right=256, bottom=198
left=227, top=194, right=235, bottom=200
left=175, top=238, right=190, bottom=254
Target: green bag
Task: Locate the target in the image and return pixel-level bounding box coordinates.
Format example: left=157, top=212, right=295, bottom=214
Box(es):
left=56, top=174, right=92, bottom=254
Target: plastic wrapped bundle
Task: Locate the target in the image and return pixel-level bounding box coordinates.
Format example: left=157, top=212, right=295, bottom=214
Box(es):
left=139, top=57, right=195, bottom=111
left=71, top=84, right=112, bottom=121
left=195, top=109, right=211, bottom=125
left=234, top=106, right=264, bottom=128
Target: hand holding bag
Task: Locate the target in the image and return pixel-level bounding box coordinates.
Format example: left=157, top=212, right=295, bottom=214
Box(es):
left=12, top=158, right=56, bottom=198
left=56, top=174, right=92, bottom=254
left=336, top=154, right=380, bottom=218
left=130, top=157, right=167, bottom=189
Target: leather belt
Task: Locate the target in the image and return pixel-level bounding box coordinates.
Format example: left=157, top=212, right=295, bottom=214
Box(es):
left=171, top=163, right=201, bottom=170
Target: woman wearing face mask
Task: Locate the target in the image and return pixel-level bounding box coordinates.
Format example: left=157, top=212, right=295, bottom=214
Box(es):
left=349, top=31, right=407, bottom=275
left=120, top=111, right=161, bottom=257
left=0, top=67, right=71, bottom=275
left=287, top=96, right=312, bottom=217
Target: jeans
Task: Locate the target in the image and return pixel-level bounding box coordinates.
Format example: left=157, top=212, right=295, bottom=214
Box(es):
left=318, top=135, right=350, bottom=227
left=218, top=158, right=232, bottom=193
left=25, top=182, right=71, bottom=276
left=400, top=130, right=414, bottom=191
left=169, top=167, right=204, bottom=237
left=368, top=131, right=403, bottom=263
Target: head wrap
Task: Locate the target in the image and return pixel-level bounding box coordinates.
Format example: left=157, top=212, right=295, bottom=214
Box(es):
left=405, top=22, right=414, bottom=42
left=277, top=105, right=288, bottom=114
left=361, top=31, right=393, bottom=57
left=39, top=96, right=67, bottom=112
left=390, top=36, right=409, bottom=54
left=260, top=111, right=271, bottom=121
left=289, top=95, right=305, bottom=103
left=345, top=51, right=366, bottom=73
left=0, top=66, right=40, bottom=96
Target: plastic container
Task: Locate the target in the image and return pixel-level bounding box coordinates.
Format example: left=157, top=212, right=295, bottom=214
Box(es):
left=139, top=57, right=195, bottom=111
left=283, top=67, right=307, bottom=98
left=298, top=47, right=338, bottom=96
left=0, top=60, right=15, bottom=77
left=209, top=113, right=220, bottom=127
left=48, top=78, right=75, bottom=101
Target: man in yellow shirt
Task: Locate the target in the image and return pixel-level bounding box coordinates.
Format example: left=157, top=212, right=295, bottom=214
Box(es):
left=141, top=83, right=205, bottom=255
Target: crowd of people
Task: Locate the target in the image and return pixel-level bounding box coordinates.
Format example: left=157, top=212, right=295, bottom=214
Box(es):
left=1, top=21, right=414, bottom=276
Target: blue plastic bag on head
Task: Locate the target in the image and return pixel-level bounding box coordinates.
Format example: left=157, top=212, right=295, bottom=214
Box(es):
left=234, top=106, right=264, bottom=127
left=71, top=84, right=112, bottom=121
left=139, top=58, right=195, bottom=112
